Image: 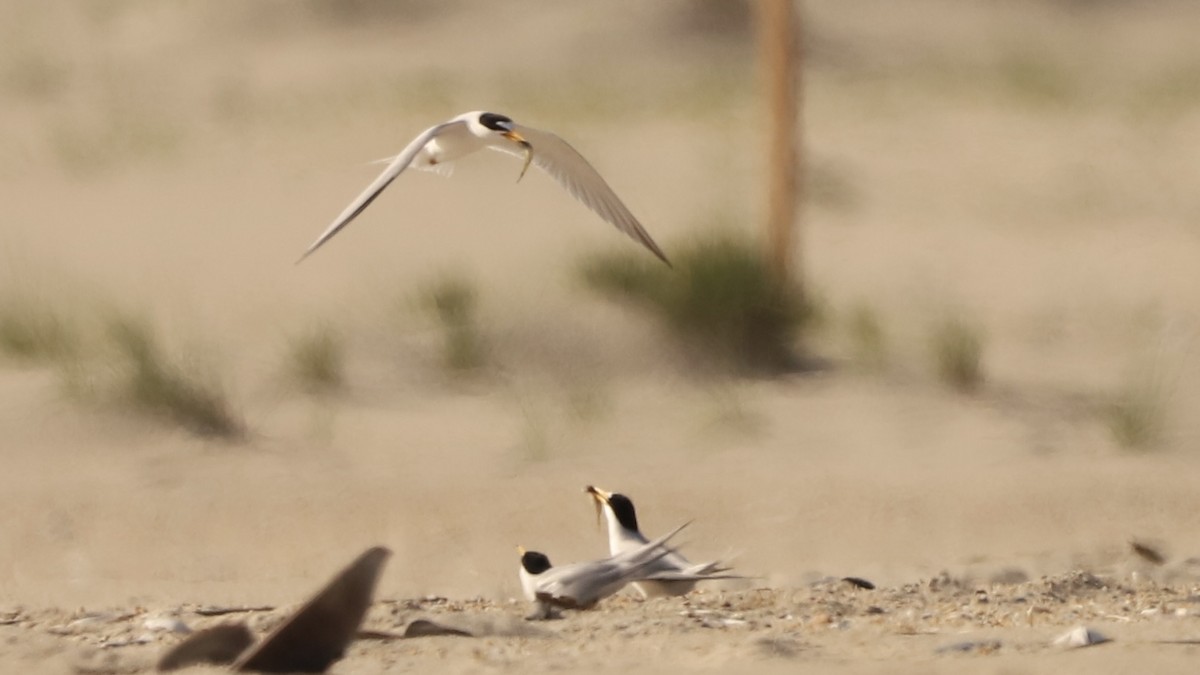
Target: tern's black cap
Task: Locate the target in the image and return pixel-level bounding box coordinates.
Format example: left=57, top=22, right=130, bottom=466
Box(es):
left=607, top=493, right=640, bottom=533
left=520, top=550, right=553, bottom=575
left=479, top=112, right=513, bottom=131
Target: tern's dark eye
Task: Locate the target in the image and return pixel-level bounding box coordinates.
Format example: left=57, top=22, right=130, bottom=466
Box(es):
left=479, top=112, right=513, bottom=131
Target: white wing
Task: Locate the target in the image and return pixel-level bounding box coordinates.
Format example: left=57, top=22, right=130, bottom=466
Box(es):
left=298, top=120, right=463, bottom=262
left=507, top=123, right=671, bottom=266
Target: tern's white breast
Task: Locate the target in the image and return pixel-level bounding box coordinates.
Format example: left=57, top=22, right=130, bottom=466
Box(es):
left=519, top=567, right=539, bottom=601
left=417, top=127, right=487, bottom=168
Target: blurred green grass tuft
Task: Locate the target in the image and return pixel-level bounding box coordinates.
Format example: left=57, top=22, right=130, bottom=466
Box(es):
left=0, top=297, right=78, bottom=362
left=286, top=322, right=345, bottom=393
left=419, top=273, right=488, bottom=373
left=105, top=315, right=244, bottom=439
left=580, top=231, right=814, bottom=374
left=930, top=313, right=985, bottom=393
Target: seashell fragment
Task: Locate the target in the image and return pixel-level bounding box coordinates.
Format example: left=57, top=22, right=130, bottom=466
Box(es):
left=144, top=616, right=192, bottom=634
left=1052, top=625, right=1111, bottom=648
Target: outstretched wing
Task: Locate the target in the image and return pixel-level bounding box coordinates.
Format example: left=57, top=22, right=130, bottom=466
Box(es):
left=298, top=120, right=463, bottom=262
left=507, top=123, right=671, bottom=267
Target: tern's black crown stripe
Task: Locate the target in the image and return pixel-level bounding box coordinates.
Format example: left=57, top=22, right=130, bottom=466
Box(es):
left=520, top=551, right=553, bottom=574
left=609, top=494, right=640, bottom=533
left=479, top=112, right=513, bottom=131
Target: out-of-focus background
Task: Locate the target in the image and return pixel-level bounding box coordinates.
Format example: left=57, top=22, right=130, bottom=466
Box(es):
left=2, top=0, right=1199, bottom=625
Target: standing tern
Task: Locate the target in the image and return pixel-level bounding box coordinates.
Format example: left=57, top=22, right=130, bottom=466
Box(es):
left=585, top=485, right=740, bottom=598
left=299, top=110, right=670, bottom=265
left=517, top=522, right=702, bottom=620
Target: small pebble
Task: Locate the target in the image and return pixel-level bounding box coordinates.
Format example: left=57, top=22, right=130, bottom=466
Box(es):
left=1053, top=625, right=1111, bottom=648
left=143, top=616, right=191, bottom=634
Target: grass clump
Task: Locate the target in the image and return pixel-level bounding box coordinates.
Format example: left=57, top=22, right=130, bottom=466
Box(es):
left=0, top=298, right=77, bottom=362
left=930, top=314, right=985, bottom=393
left=286, top=323, right=345, bottom=393
left=995, top=53, right=1077, bottom=107
left=580, top=232, right=811, bottom=373
left=1104, top=352, right=1175, bottom=452
left=1105, top=382, right=1166, bottom=452
left=846, top=303, right=888, bottom=371
left=106, top=316, right=243, bottom=438
left=420, top=274, right=487, bottom=373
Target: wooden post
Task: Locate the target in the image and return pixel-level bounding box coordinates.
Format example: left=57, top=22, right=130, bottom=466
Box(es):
left=756, top=0, right=801, bottom=291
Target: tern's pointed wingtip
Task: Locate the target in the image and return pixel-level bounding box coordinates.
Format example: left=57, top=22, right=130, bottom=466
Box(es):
left=644, top=244, right=671, bottom=268
left=296, top=241, right=325, bottom=264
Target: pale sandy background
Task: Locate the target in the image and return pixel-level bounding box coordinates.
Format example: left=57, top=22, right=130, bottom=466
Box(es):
left=2, top=1, right=1200, bottom=672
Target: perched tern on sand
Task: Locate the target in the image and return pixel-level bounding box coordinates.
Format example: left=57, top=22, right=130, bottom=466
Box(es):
left=586, top=485, right=741, bottom=598
left=299, top=110, right=670, bottom=265
left=518, top=522, right=702, bottom=620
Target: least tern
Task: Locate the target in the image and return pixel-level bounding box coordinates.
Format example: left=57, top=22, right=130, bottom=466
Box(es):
left=586, top=484, right=739, bottom=598
left=517, top=522, right=695, bottom=620
left=299, top=110, right=670, bottom=265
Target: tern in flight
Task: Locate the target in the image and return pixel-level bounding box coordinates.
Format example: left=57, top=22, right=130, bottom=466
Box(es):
left=299, top=111, right=670, bottom=265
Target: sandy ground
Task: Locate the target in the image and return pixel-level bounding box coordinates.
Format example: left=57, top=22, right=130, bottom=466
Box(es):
left=2, top=0, right=1200, bottom=672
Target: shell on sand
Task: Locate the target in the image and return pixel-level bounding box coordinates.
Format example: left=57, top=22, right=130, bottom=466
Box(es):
left=143, top=616, right=191, bottom=635
left=1052, top=625, right=1112, bottom=648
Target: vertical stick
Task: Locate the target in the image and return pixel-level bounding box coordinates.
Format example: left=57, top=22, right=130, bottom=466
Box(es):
left=757, top=0, right=802, bottom=291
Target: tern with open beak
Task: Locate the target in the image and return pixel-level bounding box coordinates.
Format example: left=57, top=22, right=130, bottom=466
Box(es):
left=517, top=522, right=708, bottom=620
left=586, top=485, right=742, bottom=598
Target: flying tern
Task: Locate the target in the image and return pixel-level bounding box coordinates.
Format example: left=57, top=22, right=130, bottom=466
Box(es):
left=299, top=110, right=670, bottom=265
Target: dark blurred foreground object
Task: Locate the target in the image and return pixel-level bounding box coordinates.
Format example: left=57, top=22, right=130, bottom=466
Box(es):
left=158, top=546, right=390, bottom=673
left=842, top=576, right=875, bottom=590
left=157, top=624, right=255, bottom=671
left=1130, top=540, right=1166, bottom=566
